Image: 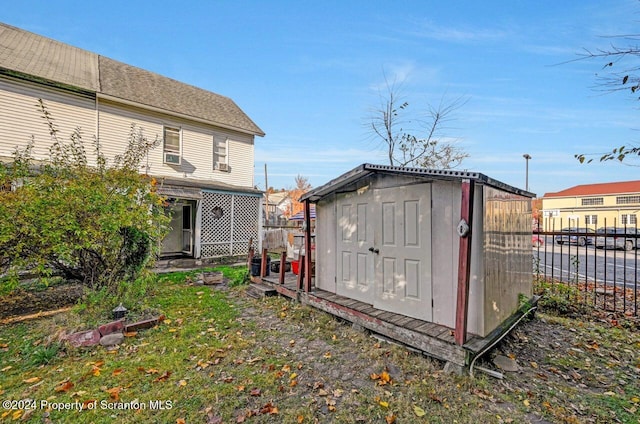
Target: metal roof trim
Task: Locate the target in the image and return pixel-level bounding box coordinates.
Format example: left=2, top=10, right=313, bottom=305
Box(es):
left=301, top=163, right=535, bottom=202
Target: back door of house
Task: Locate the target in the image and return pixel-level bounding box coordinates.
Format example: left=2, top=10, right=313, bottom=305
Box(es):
left=336, top=190, right=375, bottom=304
left=372, top=184, right=433, bottom=322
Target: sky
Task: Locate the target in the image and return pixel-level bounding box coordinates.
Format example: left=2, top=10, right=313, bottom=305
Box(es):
left=3, top=0, right=640, bottom=197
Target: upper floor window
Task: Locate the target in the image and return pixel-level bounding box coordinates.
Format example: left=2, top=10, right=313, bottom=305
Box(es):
left=616, top=195, right=640, bottom=205
left=214, top=137, right=229, bottom=172
left=163, top=127, right=181, bottom=165
left=581, top=197, right=603, bottom=206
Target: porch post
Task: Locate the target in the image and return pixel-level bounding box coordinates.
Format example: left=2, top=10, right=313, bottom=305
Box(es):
left=455, top=179, right=474, bottom=346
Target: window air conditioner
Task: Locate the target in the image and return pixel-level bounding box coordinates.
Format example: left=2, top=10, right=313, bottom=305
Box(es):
left=164, top=152, right=181, bottom=165
left=217, top=162, right=229, bottom=172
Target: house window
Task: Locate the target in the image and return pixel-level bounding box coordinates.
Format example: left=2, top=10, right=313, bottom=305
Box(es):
left=163, top=127, right=181, bottom=165
left=616, top=195, right=640, bottom=204
left=581, top=197, right=603, bottom=206
left=622, top=214, right=637, bottom=225
left=214, top=137, right=229, bottom=172
left=584, top=214, right=597, bottom=225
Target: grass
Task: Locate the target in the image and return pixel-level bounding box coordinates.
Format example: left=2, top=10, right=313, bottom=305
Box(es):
left=0, top=266, right=639, bottom=423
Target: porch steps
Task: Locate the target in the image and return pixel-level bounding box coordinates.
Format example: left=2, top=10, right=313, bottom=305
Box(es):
left=247, top=283, right=278, bottom=298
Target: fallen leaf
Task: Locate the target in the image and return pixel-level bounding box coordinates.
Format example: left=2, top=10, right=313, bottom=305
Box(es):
left=250, top=388, right=262, bottom=397
left=413, top=405, right=426, bottom=417
left=385, top=413, right=397, bottom=424
left=12, top=410, right=22, bottom=420
left=154, top=371, right=171, bottom=382
left=112, top=368, right=124, bottom=376
left=178, top=379, right=188, bottom=387
left=176, top=419, right=186, bottom=424
left=124, top=331, right=137, bottom=338
left=1, top=366, right=12, bottom=372
left=379, top=400, right=389, bottom=408
left=323, top=352, right=332, bottom=359
left=523, top=399, right=530, bottom=407
left=54, top=381, right=74, bottom=392
left=318, top=389, right=329, bottom=396
left=289, top=372, right=298, bottom=380
left=105, top=386, right=121, bottom=401
left=23, top=377, right=41, bottom=384
left=297, top=415, right=304, bottom=423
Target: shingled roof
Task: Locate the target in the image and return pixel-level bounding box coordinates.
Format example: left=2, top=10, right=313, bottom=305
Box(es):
left=0, top=22, right=264, bottom=137
left=544, top=180, right=640, bottom=198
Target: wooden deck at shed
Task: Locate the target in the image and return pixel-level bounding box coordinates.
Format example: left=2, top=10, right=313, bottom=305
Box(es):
left=258, top=272, right=539, bottom=369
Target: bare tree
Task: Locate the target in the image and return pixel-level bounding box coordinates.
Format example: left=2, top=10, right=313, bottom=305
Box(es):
left=574, top=33, right=640, bottom=164
left=368, top=76, right=469, bottom=169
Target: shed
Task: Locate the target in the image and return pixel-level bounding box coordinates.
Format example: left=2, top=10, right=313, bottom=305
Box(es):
left=301, top=164, right=535, bottom=343
left=258, top=163, right=537, bottom=370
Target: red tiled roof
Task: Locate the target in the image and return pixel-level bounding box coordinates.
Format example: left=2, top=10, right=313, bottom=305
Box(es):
left=544, top=180, right=640, bottom=198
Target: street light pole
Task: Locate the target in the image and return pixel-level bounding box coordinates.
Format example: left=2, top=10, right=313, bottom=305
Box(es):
left=523, top=154, right=531, bottom=192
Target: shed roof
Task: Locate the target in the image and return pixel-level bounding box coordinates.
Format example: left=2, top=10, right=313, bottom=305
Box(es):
left=301, top=163, right=534, bottom=202
left=0, top=22, right=264, bottom=137
left=543, top=180, right=640, bottom=198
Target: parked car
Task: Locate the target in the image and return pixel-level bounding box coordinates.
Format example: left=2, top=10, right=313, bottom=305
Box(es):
left=594, top=227, right=639, bottom=251
left=532, top=234, right=544, bottom=247
left=554, top=227, right=595, bottom=246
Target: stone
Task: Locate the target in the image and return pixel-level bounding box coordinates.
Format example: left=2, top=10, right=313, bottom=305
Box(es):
left=493, top=355, right=520, bottom=372
left=99, top=332, right=125, bottom=347
left=202, top=271, right=224, bottom=285
left=66, top=329, right=101, bottom=348
left=124, top=317, right=162, bottom=332
left=98, top=320, right=124, bottom=336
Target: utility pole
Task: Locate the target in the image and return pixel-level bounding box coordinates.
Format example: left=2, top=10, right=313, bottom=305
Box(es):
left=264, top=163, right=269, bottom=223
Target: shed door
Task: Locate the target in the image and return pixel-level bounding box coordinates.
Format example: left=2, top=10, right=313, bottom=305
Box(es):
left=373, top=185, right=432, bottom=321
left=336, top=191, right=374, bottom=304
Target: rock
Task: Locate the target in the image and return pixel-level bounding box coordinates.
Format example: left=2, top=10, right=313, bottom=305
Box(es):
left=124, top=317, right=162, bottom=332
left=493, top=355, right=520, bottom=372
left=66, top=329, right=101, bottom=348
left=100, top=332, right=124, bottom=347
left=98, top=320, right=124, bottom=336
left=202, top=271, right=224, bottom=285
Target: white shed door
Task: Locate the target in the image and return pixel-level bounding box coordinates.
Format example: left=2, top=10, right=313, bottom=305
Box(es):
left=373, top=185, right=432, bottom=321
left=336, top=191, right=374, bottom=304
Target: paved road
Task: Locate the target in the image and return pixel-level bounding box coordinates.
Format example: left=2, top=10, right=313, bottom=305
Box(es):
left=534, top=236, right=640, bottom=288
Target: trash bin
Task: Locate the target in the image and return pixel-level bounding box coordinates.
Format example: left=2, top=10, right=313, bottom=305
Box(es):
left=250, top=256, right=271, bottom=276
left=270, top=260, right=291, bottom=273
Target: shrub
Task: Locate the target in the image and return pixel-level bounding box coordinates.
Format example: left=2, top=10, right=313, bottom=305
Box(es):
left=0, top=99, right=170, bottom=293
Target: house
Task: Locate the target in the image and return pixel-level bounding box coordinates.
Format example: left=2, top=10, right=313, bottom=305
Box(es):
left=263, top=191, right=290, bottom=226
left=542, top=180, right=640, bottom=231
left=260, top=164, right=536, bottom=369
left=0, top=22, right=265, bottom=260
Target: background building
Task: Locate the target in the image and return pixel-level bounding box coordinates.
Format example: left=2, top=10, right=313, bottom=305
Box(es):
left=542, top=180, right=640, bottom=230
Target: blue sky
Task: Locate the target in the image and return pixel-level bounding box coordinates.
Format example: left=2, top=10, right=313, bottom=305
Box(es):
left=3, top=1, right=640, bottom=196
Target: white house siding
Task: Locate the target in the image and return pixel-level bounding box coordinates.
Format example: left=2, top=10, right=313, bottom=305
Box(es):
left=0, top=77, right=96, bottom=162
left=97, top=99, right=255, bottom=186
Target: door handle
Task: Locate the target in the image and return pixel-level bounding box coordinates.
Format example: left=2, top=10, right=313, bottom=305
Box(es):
left=368, top=247, right=379, bottom=254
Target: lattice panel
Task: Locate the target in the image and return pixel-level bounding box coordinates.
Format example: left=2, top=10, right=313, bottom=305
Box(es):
left=233, top=195, right=260, bottom=241
left=201, top=192, right=233, bottom=244
left=200, top=191, right=260, bottom=259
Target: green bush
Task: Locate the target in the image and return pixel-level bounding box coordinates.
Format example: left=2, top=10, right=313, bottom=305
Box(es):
left=0, top=99, right=169, bottom=293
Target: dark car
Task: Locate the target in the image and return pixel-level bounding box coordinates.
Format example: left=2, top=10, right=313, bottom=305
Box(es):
left=554, top=227, right=595, bottom=246
left=594, top=227, right=639, bottom=251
